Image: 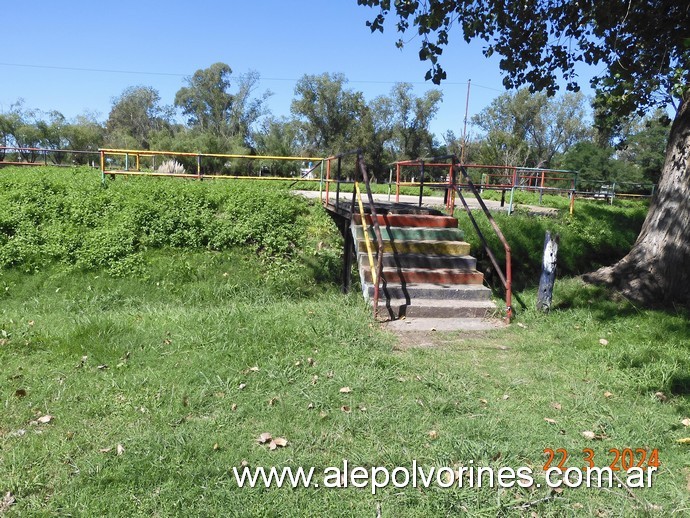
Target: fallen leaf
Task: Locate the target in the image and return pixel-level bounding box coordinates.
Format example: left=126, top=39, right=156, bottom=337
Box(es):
left=358, top=405, right=367, bottom=412
left=116, top=444, right=125, bottom=456
left=544, top=418, right=557, bottom=424
left=1, top=492, right=16, bottom=513
left=428, top=430, right=438, bottom=440
left=582, top=430, right=597, bottom=440
left=272, top=437, right=288, bottom=447
left=479, top=398, right=488, bottom=405
left=655, top=391, right=667, bottom=402
left=37, top=415, right=53, bottom=424
left=307, top=402, right=315, bottom=410
left=604, top=391, right=614, bottom=399
left=294, top=361, right=302, bottom=367
left=502, top=394, right=510, bottom=400
left=97, top=364, right=108, bottom=370
left=599, top=338, right=609, bottom=346
left=14, top=389, right=27, bottom=398
left=213, top=443, right=220, bottom=451
left=242, top=366, right=259, bottom=374
left=311, top=375, right=318, bottom=385
left=238, top=383, right=247, bottom=390
left=517, top=322, right=527, bottom=329
left=240, top=460, right=249, bottom=467
left=339, top=386, right=352, bottom=394
left=319, top=410, right=328, bottom=419
left=257, top=433, right=273, bottom=444
left=307, top=357, right=315, bottom=366
left=99, top=447, right=113, bottom=453
left=682, top=418, right=690, bottom=427
left=676, top=437, right=690, bottom=444
left=268, top=397, right=279, bottom=406
left=326, top=371, right=334, bottom=379
left=341, top=405, right=351, bottom=413
left=551, top=402, right=562, bottom=410
left=231, top=403, right=238, bottom=411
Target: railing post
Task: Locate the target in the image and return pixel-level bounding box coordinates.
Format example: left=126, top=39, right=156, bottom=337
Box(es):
left=418, top=160, right=425, bottom=208
left=335, top=156, right=342, bottom=211
left=395, top=163, right=400, bottom=203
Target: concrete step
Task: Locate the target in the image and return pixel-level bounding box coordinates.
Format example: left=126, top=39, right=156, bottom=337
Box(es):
left=365, top=282, right=492, bottom=301
left=353, top=225, right=465, bottom=241
left=356, top=239, right=471, bottom=256
left=358, top=252, right=477, bottom=270
left=361, top=267, right=484, bottom=285
left=376, top=298, right=497, bottom=319
left=353, top=213, right=458, bottom=228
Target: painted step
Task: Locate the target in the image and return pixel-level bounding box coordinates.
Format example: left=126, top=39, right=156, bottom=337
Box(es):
left=353, top=225, right=465, bottom=241
left=356, top=239, right=471, bottom=255
left=358, top=253, right=477, bottom=270
left=361, top=267, right=484, bottom=285
left=353, top=213, right=459, bottom=228
left=377, top=299, right=497, bottom=319
left=365, top=282, right=492, bottom=301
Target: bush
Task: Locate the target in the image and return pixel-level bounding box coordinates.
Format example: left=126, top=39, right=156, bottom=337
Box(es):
left=0, top=167, right=342, bottom=279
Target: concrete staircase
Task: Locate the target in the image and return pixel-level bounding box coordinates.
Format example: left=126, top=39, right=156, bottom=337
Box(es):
left=352, top=212, right=497, bottom=321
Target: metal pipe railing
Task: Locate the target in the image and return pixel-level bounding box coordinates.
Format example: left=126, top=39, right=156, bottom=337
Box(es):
left=452, top=160, right=512, bottom=321
left=356, top=152, right=385, bottom=318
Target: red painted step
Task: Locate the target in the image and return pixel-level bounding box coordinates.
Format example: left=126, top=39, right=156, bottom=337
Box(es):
left=361, top=267, right=485, bottom=285
left=353, top=213, right=458, bottom=228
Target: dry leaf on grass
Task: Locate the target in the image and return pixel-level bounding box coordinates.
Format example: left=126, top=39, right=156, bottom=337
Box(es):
left=36, top=415, right=53, bottom=425
left=682, top=418, right=690, bottom=427
left=0, top=492, right=16, bottom=513
left=428, top=430, right=438, bottom=440
left=116, top=444, right=125, bottom=456
left=551, top=402, right=562, bottom=410
left=231, top=403, right=238, bottom=411
left=599, top=338, right=609, bottom=346
left=257, top=432, right=273, bottom=444
left=676, top=437, right=690, bottom=445
left=544, top=418, right=557, bottom=424
left=582, top=430, right=606, bottom=440
left=339, top=386, right=352, bottom=394
left=341, top=405, right=351, bottom=413
left=238, top=383, right=247, bottom=390
left=604, top=391, right=614, bottom=399
left=655, top=391, right=667, bottom=402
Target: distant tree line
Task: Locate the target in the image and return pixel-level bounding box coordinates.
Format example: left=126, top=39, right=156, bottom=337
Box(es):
left=0, top=62, right=668, bottom=185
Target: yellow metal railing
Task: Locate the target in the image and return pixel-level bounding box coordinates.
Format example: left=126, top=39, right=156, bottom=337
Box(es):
left=355, top=182, right=377, bottom=285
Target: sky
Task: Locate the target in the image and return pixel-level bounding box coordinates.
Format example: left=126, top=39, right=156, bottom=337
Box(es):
left=1, top=0, right=596, bottom=141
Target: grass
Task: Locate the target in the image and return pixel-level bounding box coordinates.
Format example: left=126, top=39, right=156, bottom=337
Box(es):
left=1, top=167, right=688, bottom=515
left=2, top=254, right=690, bottom=516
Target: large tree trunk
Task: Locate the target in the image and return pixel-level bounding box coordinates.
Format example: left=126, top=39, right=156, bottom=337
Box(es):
left=583, top=99, right=690, bottom=307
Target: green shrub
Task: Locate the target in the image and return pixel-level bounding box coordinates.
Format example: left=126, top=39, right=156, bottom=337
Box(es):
left=0, top=167, right=342, bottom=280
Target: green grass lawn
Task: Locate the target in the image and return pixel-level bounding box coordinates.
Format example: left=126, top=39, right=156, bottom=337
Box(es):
left=1, top=167, right=688, bottom=516
left=2, top=252, right=689, bottom=516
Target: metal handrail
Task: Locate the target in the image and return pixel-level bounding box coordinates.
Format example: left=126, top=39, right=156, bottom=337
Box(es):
left=355, top=182, right=377, bottom=284
left=450, top=159, right=512, bottom=321
left=355, top=152, right=385, bottom=317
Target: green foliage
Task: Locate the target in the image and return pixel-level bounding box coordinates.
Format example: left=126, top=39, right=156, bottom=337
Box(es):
left=456, top=198, right=648, bottom=290
left=0, top=167, right=341, bottom=280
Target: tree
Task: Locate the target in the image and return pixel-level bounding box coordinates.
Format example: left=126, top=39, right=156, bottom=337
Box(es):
left=291, top=73, right=368, bottom=155
left=106, top=86, right=170, bottom=149
left=174, top=63, right=270, bottom=148
left=472, top=89, right=591, bottom=167
left=357, top=0, right=690, bottom=307
left=388, top=82, right=442, bottom=160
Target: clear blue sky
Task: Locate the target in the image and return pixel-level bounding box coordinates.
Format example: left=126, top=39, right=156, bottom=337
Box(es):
left=1, top=0, right=594, bottom=141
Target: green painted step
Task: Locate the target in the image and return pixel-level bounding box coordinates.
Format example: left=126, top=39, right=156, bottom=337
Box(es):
left=353, top=225, right=464, bottom=241
left=356, top=239, right=471, bottom=255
